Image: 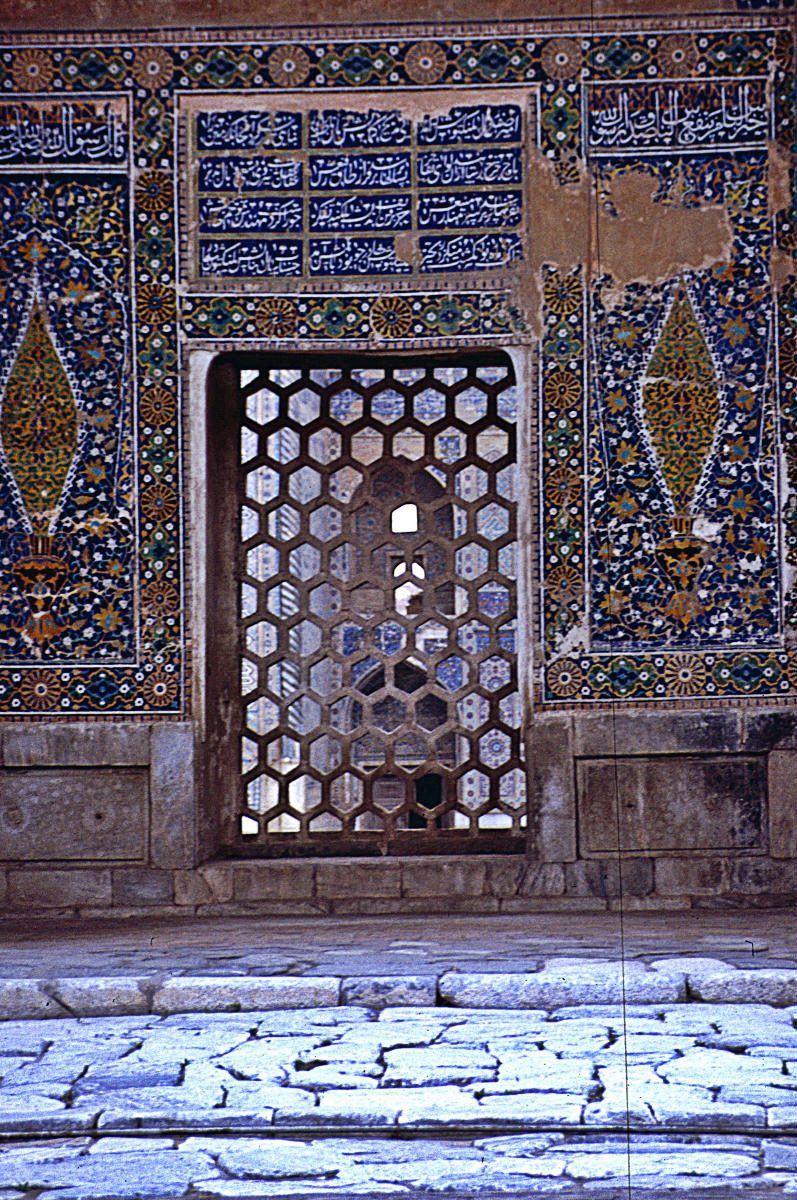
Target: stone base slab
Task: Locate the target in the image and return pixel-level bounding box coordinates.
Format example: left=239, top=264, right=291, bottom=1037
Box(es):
left=0, top=957, right=795, bottom=1020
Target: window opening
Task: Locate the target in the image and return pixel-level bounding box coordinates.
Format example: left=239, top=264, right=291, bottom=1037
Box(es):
left=231, top=353, right=526, bottom=854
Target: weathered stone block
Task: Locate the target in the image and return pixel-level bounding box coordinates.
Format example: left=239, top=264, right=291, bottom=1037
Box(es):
left=340, top=975, right=437, bottom=1008
left=578, top=757, right=764, bottom=853
left=49, top=976, right=149, bottom=1017
left=0, top=979, right=69, bottom=1020
left=232, top=861, right=314, bottom=901
left=7, top=869, right=112, bottom=907
left=149, top=723, right=196, bottom=869
left=743, top=711, right=797, bottom=751
left=112, top=868, right=174, bottom=906
left=1, top=723, right=150, bottom=767
left=729, top=857, right=797, bottom=894
left=401, top=857, right=486, bottom=898
left=174, top=864, right=233, bottom=905
left=316, top=859, right=400, bottom=898
left=655, top=857, right=731, bottom=896
left=487, top=859, right=565, bottom=897
left=0, top=769, right=147, bottom=862
left=151, top=974, right=339, bottom=1014
left=530, top=714, right=576, bottom=861
left=500, top=896, right=607, bottom=912
left=574, top=712, right=741, bottom=756
left=565, top=857, right=653, bottom=898
left=768, top=750, right=797, bottom=859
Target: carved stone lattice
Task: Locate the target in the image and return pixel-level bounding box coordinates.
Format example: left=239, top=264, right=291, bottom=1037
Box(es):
left=237, top=354, right=525, bottom=850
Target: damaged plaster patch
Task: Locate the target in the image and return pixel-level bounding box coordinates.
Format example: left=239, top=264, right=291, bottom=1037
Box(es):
left=768, top=140, right=795, bottom=294
left=522, top=149, right=734, bottom=332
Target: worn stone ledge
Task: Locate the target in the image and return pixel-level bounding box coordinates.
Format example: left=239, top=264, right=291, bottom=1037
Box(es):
left=0, top=957, right=795, bottom=1020
left=1, top=854, right=796, bottom=920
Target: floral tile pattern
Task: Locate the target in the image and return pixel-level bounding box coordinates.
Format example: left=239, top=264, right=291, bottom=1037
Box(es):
left=0, top=20, right=792, bottom=713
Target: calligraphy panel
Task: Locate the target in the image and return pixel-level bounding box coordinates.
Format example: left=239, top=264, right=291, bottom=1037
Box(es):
left=181, top=91, right=531, bottom=289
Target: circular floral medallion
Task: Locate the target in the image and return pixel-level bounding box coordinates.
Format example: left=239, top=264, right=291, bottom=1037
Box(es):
left=370, top=295, right=412, bottom=339
left=540, top=37, right=583, bottom=81
left=547, top=563, right=584, bottom=605
left=19, top=670, right=62, bottom=710
left=543, top=271, right=583, bottom=316
left=545, top=466, right=582, bottom=510
left=255, top=297, right=297, bottom=338
left=11, top=48, right=55, bottom=90
left=658, top=34, right=699, bottom=77
left=267, top=44, right=311, bottom=87
left=141, top=483, right=178, bottom=523
left=141, top=579, right=179, bottom=619
left=142, top=668, right=178, bottom=706
left=663, top=654, right=707, bottom=696
left=543, top=369, right=582, bottom=411
left=547, top=657, right=585, bottom=697
left=134, top=171, right=172, bottom=213
left=404, top=41, right=447, bottom=84
left=131, top=47, right=174, bottom=90
left=136, top=283, right=176, bottom=325
left=139, top=386, right=176, bottom=428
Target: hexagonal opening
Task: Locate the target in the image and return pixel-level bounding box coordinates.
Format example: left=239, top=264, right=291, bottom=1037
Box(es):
left=475, top=426, right=509, bottom=462
left=287, top=386, right=320, bottom=424
left=309, top=504, right=342, bottom=542
left=288, top=465, right=321, bottom=503
left=351, top=426, right=384, bottom=465
left=308, top=428, right=341, bottom=464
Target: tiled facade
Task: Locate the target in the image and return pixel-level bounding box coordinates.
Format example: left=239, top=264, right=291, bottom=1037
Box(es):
left=0, top=17, right=793, bottom=715
left=0, top=6, right=794, bottom=909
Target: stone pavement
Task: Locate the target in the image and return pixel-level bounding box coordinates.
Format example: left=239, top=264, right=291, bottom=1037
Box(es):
left=0, top=913, right=794, bottom=1197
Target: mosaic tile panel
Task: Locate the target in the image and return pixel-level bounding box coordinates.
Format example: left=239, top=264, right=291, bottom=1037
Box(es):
left=0, top=19, right=792, bottom=716
left=540, top=49, right=795, bottom=705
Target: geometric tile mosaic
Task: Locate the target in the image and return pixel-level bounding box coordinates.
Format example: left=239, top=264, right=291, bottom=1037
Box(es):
left=0, top=19, right=793, bottom=715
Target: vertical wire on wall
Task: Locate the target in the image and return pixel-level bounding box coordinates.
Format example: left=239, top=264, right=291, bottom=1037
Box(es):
left=586, top=3, right=634, bottom=1197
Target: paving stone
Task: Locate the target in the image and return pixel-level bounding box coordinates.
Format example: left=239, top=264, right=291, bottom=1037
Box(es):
left=483, top=1050, right=594, bottom=1093
left=565, top=1150, right=759, bottom=1180
left=224, top=1082, right=317, bottom=1117
left=216, top=1037, right=329, bottom=1081
left=307, top=1089, right=406, bottom=1125
left=76, top=1060, right=182, bottom=1092
left=1, top=1148, right=217, bottom=1199
left=340, top=975, right=437, bottom=1008
left=473, top=1133, right=566, bottom=1154
left=0, top=1021, right=52, bottom=1055
left=49, top=977, right=149, bottom=1017
left=191, top=1181, right=405, bottom=1197
left=763, top=1141, right=797, bottom=1169
left=381, top=1045, right=497, bottom=1087
left=0, top=1110, right=99, bottom=1134
left=284, top=1066, right=381, bottom=1089
left=87, top=1137, right=176, bottom=1153
left=211, top=1138, right=342, bottom=1179
left=0, top=1140, right=90, bottom=1164
left=474, top=1093, right=584, bottom=1126
left=659, top=1047, right=786, bottom=1087
left=151, top=976, right=340, bottom=1014
left=718, top=1083, right=797, bottom=1106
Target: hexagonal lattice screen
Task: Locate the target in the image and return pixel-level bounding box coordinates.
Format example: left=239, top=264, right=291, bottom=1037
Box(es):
left=236, top=355, right=525, bottom=849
